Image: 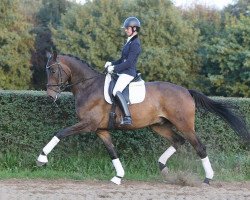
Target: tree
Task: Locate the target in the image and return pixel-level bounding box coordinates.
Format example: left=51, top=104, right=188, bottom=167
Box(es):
left=205, top=15, right=250, bottom=97
left=53, top=0, right=201, bottom=89
left=52, top=0, right=125, bottom=68
left=0, top=0, right=34, bottom=89
left=224, top=0, right=250, bottom=18
left=133, top=0, right=201, bottom=88
left=31, top=0, right=70, bottom=90
left=181, top=4, right=223, bottom=94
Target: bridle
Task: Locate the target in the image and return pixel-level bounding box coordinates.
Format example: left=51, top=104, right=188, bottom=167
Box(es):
left=45, top=55, right=102, bottom=102
left=46, top=56, right=70, bottom=98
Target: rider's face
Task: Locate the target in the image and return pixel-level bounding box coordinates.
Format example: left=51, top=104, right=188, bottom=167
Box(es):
left=125, top=27, right=133, bottom=36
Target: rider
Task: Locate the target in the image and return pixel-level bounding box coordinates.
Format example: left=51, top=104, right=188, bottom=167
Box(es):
left=105, top=16, right=142, bottom=125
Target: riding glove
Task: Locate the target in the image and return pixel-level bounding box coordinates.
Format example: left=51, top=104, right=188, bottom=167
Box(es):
left=107, top=65, right=114, bottom=73
left=104, top=61, right=112, bottom=68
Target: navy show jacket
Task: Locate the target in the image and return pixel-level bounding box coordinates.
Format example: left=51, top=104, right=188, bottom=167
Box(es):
left=112, top=35, right=141, bottom=77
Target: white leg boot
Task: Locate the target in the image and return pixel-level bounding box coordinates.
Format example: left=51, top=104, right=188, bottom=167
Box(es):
left=110, top=158, right=125, bottom=185
left=158, top=146, right=176, bottom=174
left=201, top=156, right=214, bottom=184
left=37, top=136, right=60, bottom=166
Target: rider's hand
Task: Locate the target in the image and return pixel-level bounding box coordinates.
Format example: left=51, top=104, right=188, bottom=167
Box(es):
left=104, top=61, right=112, bottom=68
left=107, top=65, right=114, bottom=73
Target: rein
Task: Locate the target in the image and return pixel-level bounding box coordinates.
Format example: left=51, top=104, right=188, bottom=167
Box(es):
left=63, top=74, right=102, bottom=90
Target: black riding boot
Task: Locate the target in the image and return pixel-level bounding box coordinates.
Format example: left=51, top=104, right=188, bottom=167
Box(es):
left=115, top=91, right=132, bottom=125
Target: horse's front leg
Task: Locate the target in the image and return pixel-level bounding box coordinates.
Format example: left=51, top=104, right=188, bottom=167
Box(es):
left=97, top=130, right=125, bottom=185
left=36, top=121, right=93, bottom=166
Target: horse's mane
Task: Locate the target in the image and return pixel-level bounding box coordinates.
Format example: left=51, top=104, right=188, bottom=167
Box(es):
left=60, top=53, right=101, bottom=74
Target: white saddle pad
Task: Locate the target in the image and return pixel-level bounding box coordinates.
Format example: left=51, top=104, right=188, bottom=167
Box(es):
left=104, top=74, right=146, bottom=104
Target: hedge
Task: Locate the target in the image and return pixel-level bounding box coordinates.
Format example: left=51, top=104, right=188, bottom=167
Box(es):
left=0, top=90, right=249, bottom=167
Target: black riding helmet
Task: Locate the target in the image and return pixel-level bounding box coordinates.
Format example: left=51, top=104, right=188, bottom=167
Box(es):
left=122, top=17, right=141, bottom=32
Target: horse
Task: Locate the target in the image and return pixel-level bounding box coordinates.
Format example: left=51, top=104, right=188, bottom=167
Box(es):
left=37, top=51, right=249, bottom=185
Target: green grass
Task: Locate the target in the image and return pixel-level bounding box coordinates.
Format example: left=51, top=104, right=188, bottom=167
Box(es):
left=0, top=150, right=249, bottom=182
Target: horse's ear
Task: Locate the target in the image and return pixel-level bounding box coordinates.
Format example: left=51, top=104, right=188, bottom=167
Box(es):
left=46, top=51, right=52, bottom=59
left=52, top=50, right=57, bottom=61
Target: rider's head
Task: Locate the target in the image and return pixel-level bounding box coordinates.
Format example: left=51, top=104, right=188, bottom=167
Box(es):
left=122, top=17, right=141, bottom=35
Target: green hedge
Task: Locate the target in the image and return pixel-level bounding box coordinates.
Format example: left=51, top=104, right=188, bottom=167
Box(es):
left=0, top=90, right=249, bottom=168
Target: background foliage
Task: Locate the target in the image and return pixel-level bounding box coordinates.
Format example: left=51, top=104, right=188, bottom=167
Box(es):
left=0, top=91, right=249, bottom=159
left=0, top=91, right=249, bottom=180
left=0, top=0, right=249, bottom=97
left=0, top=0, right=34, bottom=89
left=52, top=0, right=201, bottom=89
left=0, top=0, right=249, bottom=181
left=205, top=15, right=250, bottom=97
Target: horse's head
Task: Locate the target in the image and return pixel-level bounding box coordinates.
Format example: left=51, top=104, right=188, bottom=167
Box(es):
left=45, top=51, right=71, bottom=101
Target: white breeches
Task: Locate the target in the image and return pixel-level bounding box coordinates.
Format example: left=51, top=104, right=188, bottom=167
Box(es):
left=112, top=74, right=134, bottom=96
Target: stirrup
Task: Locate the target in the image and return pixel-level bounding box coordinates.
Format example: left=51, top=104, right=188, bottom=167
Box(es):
left=121, top=116, right=132, bottom=125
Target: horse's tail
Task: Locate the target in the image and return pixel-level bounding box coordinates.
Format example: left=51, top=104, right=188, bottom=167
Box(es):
left=188, top=89, right=250, bottom=141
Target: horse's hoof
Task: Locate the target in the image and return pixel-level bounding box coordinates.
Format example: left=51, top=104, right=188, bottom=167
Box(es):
left=36, top=154, right=48, bottom=166
left=110, top=176, right=121, bottom=185
left=203, top=178, right=211, bottom=185
left=158, top=162, right=165, bottom=171
left=160, top=166, right=169, bottom=178
left=161, top=166, right=169, bottom=174
left=36, top=160, right=46, bottom=167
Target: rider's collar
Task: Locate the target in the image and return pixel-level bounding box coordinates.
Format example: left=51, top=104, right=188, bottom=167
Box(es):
left=127, top=36, right=133, bottom=42
left=126, top=34, right=138, bottom=44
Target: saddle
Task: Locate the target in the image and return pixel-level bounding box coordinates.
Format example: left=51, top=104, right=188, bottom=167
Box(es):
left=104, top=73, right=146, bottom=129
left=104, top=73, right=146, bottom=104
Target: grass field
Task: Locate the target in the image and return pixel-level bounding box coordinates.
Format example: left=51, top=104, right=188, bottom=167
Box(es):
left=0, top=148, right=249, bottom=182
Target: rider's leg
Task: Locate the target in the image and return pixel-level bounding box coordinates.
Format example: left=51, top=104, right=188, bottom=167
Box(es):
left=113, top=74, right=134, bottom=125
left=115, top=91, right=132, bottom=125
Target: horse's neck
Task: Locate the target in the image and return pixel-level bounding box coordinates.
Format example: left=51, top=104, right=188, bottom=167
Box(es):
left=66, top=58, right=94, bottom=83
left=69, top=62, right=103, bottom=97
left=71, top=63, right=96, bottom=81
left=72, top=76, right=105, bottom=102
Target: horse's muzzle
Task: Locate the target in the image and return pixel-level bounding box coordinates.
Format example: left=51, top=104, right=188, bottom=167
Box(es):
left=47, top=89, right=59, bottom=102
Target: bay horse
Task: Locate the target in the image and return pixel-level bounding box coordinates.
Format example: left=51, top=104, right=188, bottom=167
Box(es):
left=37, top=52, right=249, bottom=185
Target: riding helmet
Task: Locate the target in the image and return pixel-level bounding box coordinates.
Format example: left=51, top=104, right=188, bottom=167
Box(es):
left=122, top=17, right=141, bottom=32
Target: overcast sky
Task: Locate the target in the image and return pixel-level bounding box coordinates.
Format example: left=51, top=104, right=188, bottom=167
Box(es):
left=72, top=0, right=236, bottom=10
left=172, top=0, right=235, bottom=9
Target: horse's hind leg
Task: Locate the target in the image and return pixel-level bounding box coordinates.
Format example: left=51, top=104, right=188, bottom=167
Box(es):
left=96, top=130, right=124, bottom=185
left=150, top=123, right=185, bottom=175
left=152, top=122, right=214, bottom=184
left=183, top=131, right=214, bottom=184
left=171, top=101, right=214, bottom=184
